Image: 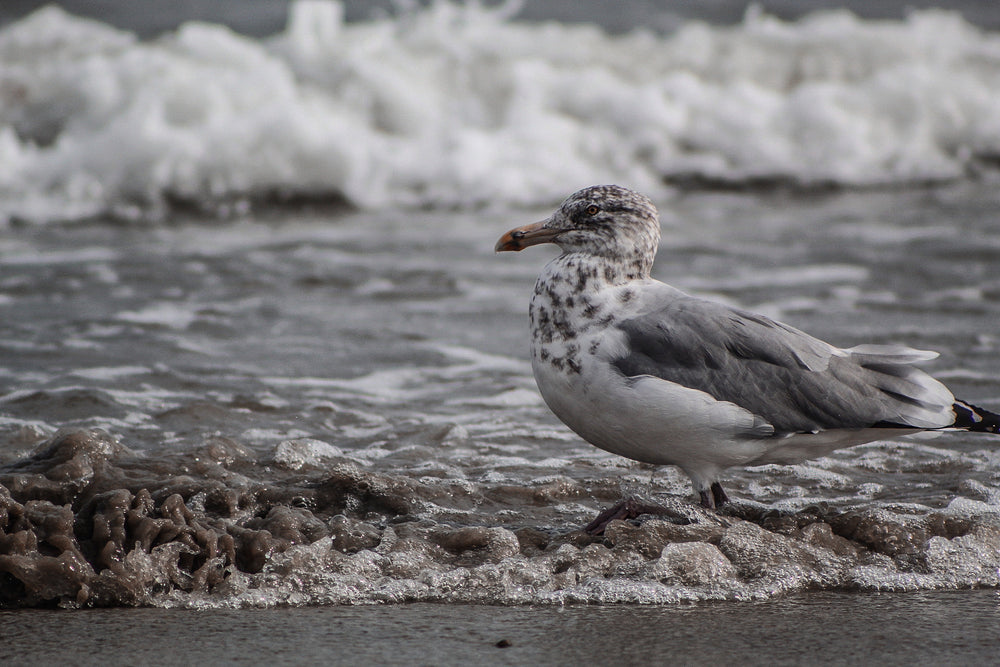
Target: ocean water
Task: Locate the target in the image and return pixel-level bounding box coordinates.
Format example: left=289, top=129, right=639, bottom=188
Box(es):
left=1, top=0, right=1000, bottom=659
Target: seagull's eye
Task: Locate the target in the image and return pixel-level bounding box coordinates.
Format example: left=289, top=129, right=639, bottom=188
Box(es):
left=585, top=205, right=599, bottom=216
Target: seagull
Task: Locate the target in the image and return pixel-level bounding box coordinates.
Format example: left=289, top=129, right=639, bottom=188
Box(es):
left=496, top=185, right=1000, bottom=530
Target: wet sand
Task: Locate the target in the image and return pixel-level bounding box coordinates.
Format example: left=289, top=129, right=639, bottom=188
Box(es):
left=3, top=590, right=999, bottom=666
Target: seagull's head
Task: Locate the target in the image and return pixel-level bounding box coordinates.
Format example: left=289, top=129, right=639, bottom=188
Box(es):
left=495, top=185, right=660, bottom=268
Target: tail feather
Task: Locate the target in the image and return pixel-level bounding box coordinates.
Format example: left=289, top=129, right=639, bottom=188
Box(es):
left=953, top=400, right=1000, bottom=434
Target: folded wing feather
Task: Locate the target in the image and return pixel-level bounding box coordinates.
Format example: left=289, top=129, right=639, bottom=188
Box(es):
left=609, top=295, right=955, bottom=434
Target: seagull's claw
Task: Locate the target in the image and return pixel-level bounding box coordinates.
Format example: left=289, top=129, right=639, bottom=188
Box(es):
left=583, top=497, right=677, bottom=536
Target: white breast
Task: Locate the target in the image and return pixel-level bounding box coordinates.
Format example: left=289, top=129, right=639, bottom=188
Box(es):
left=531, top=324, right=775, bottom=472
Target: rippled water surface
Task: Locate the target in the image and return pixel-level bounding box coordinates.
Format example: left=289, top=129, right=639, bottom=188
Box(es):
left=2, top=185, right=999, bottom=609
left=3, top=590, right=1000, bottom=665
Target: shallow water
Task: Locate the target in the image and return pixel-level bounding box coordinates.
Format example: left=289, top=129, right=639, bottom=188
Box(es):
left=1, top=184, right=999, bottom=608
left=3, top=591, right=1000, bottom=665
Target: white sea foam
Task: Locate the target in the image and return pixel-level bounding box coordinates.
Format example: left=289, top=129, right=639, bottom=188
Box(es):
left=0, top=246, right=119, bottom=266
left=116, top=302, right=201, bottom=329
left=3, top=2, right=1000, bottom=224
left=69, top=365, right=151, bottom=381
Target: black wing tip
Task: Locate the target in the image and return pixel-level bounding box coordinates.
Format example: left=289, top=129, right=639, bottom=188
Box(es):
left=953, top=400, right=1000, bottom=434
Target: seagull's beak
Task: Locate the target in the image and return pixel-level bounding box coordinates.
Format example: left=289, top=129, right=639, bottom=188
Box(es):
left=494, top=219, right=559, bottom=252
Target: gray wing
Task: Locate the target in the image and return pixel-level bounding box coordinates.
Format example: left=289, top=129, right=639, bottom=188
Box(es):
left=610, top=296, right=954, bottom=433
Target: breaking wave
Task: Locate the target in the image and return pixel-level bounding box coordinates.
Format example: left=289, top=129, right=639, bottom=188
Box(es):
left=3, top=1, right=1000, bottom=223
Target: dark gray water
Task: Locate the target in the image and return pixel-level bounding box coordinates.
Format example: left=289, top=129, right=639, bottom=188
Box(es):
left=3, top=591, right=1000, bottom=665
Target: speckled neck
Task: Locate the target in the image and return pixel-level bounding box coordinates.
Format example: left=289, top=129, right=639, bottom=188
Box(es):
left=528, top=251, right=644, bottom=370
left=538, top=250, right=647, bottom=298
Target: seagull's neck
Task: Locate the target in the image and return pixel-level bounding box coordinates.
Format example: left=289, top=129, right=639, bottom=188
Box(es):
left=529, top=251, right=650, bottom=354
left=539, top=250, right=652, bottom=294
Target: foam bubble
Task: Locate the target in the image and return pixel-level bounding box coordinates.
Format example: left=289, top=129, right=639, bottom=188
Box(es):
left=116, top=303, right=200, bottom=329
left=272, top=438, right=347, bottom=470
left=68, top=366, right=151, bottom=381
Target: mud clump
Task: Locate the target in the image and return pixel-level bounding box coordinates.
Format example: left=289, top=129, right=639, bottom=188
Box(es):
left=828, top=508, right=930, bottom=558
left=0, top=429, right=426, bottom=607
left=2, top=429, right=1000, bottom=607
left=428, top=525, right=522, bottom=565
left=2, top=429, right=129, bottom=505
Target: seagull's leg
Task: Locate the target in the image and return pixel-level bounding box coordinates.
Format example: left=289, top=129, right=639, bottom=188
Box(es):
left=710, top=482, right=730, bottom=507
left=698, top=482, right=729, bottom=509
